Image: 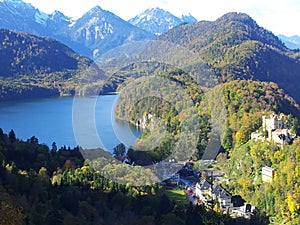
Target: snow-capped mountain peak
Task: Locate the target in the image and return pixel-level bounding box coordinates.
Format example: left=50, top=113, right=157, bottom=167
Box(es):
left=1, top=0, right=35, bottom=12
left=67, top=5, right=154, bottom=58
left=86, top=5, right=104, bottom=15
left=1, top=0, right=25, bottom=5
left=129, top=8, right=197, bottom=35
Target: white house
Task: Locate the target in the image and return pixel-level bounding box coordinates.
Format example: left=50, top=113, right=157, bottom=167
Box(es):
left=262, top=166, right=275, bottom=183
left=195, top=179, right=212, bottom=204
left=211, top=183, right=233, bottom=208
left=195, top=179, right=233, bottom=208
left=263, top=113, right=285, bottom=134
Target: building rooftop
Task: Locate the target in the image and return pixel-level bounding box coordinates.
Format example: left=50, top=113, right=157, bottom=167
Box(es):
left=212, top=183, right=232, bottom=199
left=198, top=179, right=211, bottom=191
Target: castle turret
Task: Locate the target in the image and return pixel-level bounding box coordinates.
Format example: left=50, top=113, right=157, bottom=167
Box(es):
left=263, top=113, right=284, bottom=140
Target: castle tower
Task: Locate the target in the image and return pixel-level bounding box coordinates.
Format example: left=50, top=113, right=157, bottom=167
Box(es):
left=263, top=113, right=284, bottom=140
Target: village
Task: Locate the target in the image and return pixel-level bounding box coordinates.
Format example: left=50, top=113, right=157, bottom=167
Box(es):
left=163, top=112, right=295, bottom=220
left=112, top=112, right=297, bottom=220
left=163, top=161, right=256, bottom=220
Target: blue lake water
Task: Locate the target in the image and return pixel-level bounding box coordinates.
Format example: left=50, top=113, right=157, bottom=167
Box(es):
left=0, top=95, right=141, bottom=152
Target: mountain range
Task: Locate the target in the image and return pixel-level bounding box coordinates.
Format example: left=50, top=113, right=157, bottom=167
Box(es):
left=0, top=0, right=155, bottom=58
left=99, top=12, right=300, bottom=104
left=0, top=0, right=298, bottom=58
left=99, top=12, right=300, bottom=103
left=0, top=0, right=198, bottom=58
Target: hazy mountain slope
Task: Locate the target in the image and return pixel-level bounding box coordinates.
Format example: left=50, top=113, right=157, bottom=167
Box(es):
left=181, top=13, right=198, bottom=23
left=278, top=34, right=300, bottom=50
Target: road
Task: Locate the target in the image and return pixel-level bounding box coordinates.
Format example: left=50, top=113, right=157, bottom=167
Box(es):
left=180, top=178, right=196, bottom=204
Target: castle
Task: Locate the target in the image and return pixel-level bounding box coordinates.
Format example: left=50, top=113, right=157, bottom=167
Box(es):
left=251, top=113, right=292, bottom=145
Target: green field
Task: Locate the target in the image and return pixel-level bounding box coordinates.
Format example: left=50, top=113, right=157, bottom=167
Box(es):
left=165, top=189, right=189, bottom=205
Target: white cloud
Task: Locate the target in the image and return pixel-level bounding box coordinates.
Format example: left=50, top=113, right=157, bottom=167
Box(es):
left=23, top=0, right=300, bottom=36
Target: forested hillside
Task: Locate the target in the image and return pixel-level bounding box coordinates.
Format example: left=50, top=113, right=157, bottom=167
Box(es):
left=204, top=80, right=300, bottom=224
left=114, top=69, right=300, bottom=163
left=223, top=138, right=300, bottom=224
left=0, top=129, right=260, bottom=225
left=159, top=12, right=300, bottom=103
left=0, top=29, right=103, bottom=100
left=212, top=80, right=300, bottom=149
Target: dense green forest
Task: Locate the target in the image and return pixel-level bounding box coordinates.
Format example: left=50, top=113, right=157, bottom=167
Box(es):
left=114, top=69, right=300, bottom=161
left=0, top=129, right=263, bottom=225
left=0, top=29, right=104, bottom=100
left=114, top=70, right=209, bottom=163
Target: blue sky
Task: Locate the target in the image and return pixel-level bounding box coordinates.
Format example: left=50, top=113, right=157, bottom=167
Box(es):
left=23, top=0, right=300, bottom=36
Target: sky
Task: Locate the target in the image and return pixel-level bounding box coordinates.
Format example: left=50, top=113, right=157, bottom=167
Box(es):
left=23, top=0, right=300, bottom=36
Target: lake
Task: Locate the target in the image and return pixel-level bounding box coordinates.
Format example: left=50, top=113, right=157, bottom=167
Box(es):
left=0, top=95, right=141, bottom=152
